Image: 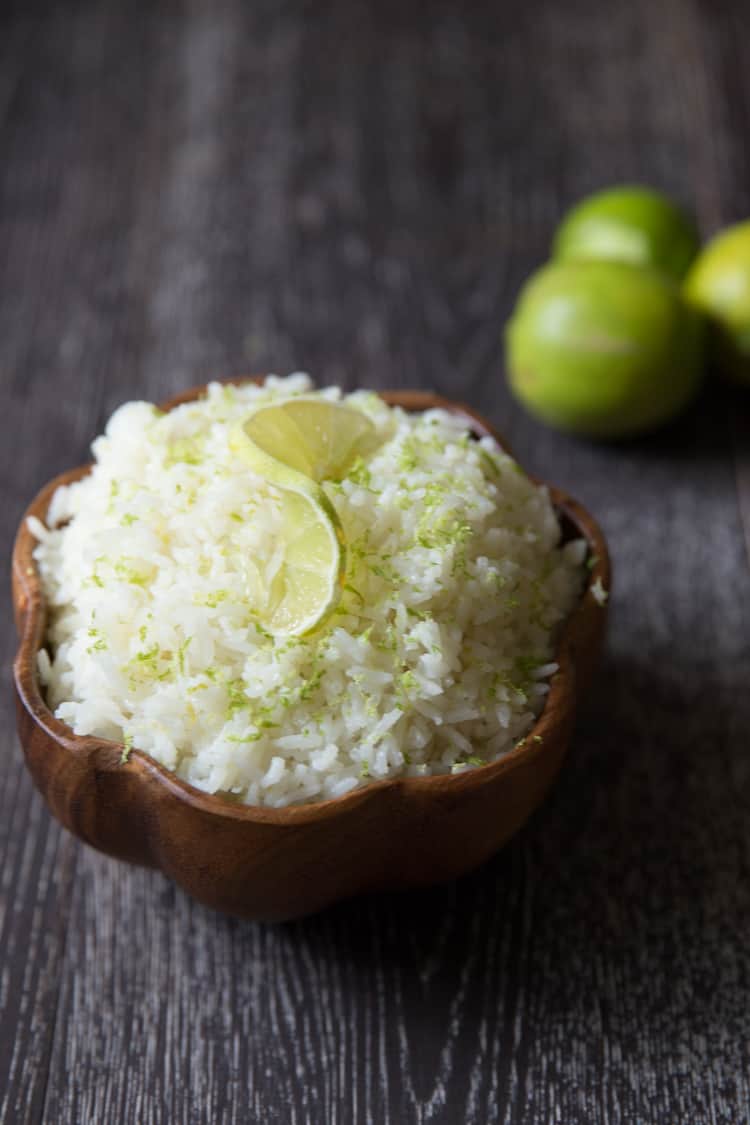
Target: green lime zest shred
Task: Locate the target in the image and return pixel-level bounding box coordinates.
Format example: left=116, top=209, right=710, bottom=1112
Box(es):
left=176, top=636, right=192, bottom=675
left=165, top=435, right=205, bottom=467
left=347, top=457, right=373, bottom=488
left=120, top=733, right=134, bottom=764
left=343, top=583, right=365, bottom=605
left=196, top=589, right=230, bottom=608
left=398, top=670, right=418, bottom=694
left=406, top=606, right=432, bottom=622
left=479, top=449, right=501, bottom=478
left=225, top=678, right=250, bottom=715
left=86, top=627, right=107, bottom=654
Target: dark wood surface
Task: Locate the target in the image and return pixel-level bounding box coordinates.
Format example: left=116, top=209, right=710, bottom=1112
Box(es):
left=1, top=0, right=749, bottom=1121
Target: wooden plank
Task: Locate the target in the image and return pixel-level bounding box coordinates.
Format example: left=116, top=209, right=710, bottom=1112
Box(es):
left=0, top=1, right=177, bottom=1119
left=732, top=400, right=750, bottom=570
left=0, top=770, right=77, bottom=1125
left=0, top=6, right=89, bottom=1120
left=690, top=0, right=750, bottom=571
left=41, top=846, right=537, bottom=1124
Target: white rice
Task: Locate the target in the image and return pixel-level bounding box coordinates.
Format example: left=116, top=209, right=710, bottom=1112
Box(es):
left=30, top=375, right=585, bottom=807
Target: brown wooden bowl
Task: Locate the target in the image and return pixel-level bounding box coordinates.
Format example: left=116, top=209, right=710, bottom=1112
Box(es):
left=12, top=381, right=610, bottom=921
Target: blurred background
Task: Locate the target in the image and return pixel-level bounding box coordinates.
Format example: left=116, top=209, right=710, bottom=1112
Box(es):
left=1, top=1, right=749, bottom=1122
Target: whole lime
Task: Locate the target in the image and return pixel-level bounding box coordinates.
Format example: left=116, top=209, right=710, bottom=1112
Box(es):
left=553, top=185, right=699, bottom=281
left=684, top=220, right=750, bottom=385
left=505, top=260, right=704, bottom=438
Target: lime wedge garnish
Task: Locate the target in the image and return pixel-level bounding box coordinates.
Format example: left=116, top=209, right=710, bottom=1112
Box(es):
left=254, top=485, right=345, bottom=637
left=238, top=398, right=376, bottom=482
left=229, top=399, right=375, bottom=637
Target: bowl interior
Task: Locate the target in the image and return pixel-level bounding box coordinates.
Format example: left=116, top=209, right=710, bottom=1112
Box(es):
left=13, top=382, right=610, bottom=826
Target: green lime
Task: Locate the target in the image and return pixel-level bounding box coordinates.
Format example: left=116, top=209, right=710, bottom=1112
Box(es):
left=684, top=220, right=750, bottom=385
left=505, top=260, right=705, bottom=438
left=553, top=185, right=699, bottom=281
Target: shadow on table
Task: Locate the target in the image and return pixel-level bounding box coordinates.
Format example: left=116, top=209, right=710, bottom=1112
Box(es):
left=278, top=645, right=750, bottom=1048
left=547, top=377, right=748, bottom=466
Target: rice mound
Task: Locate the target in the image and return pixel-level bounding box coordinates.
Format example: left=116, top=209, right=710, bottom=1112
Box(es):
left=31, top=375, right=585, bottom=807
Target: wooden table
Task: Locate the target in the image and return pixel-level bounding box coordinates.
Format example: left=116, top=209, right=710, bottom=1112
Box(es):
left=2, top=1, right=749, bottom=1121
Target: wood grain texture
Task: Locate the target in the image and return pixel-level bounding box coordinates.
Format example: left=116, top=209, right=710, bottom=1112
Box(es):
left=1, top=0, right=749, bottom=1121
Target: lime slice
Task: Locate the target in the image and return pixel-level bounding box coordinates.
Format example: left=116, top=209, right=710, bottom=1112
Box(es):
left=238, top=398, right=376, bottom=482
left=255, top=485, right=345, bottom=637
left=229, top=399, right=375, bottom=636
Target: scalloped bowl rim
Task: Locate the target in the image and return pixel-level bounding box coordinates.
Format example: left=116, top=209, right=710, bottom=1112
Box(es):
left=12, top=381, right=610, bottom=827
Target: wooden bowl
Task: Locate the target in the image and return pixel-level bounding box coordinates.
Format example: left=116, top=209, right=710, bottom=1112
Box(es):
left=12, top=382, right=610, bottom=921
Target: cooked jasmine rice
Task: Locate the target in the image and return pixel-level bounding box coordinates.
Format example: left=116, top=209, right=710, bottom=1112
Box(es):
left=31, top=375, right=585, bottom=807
